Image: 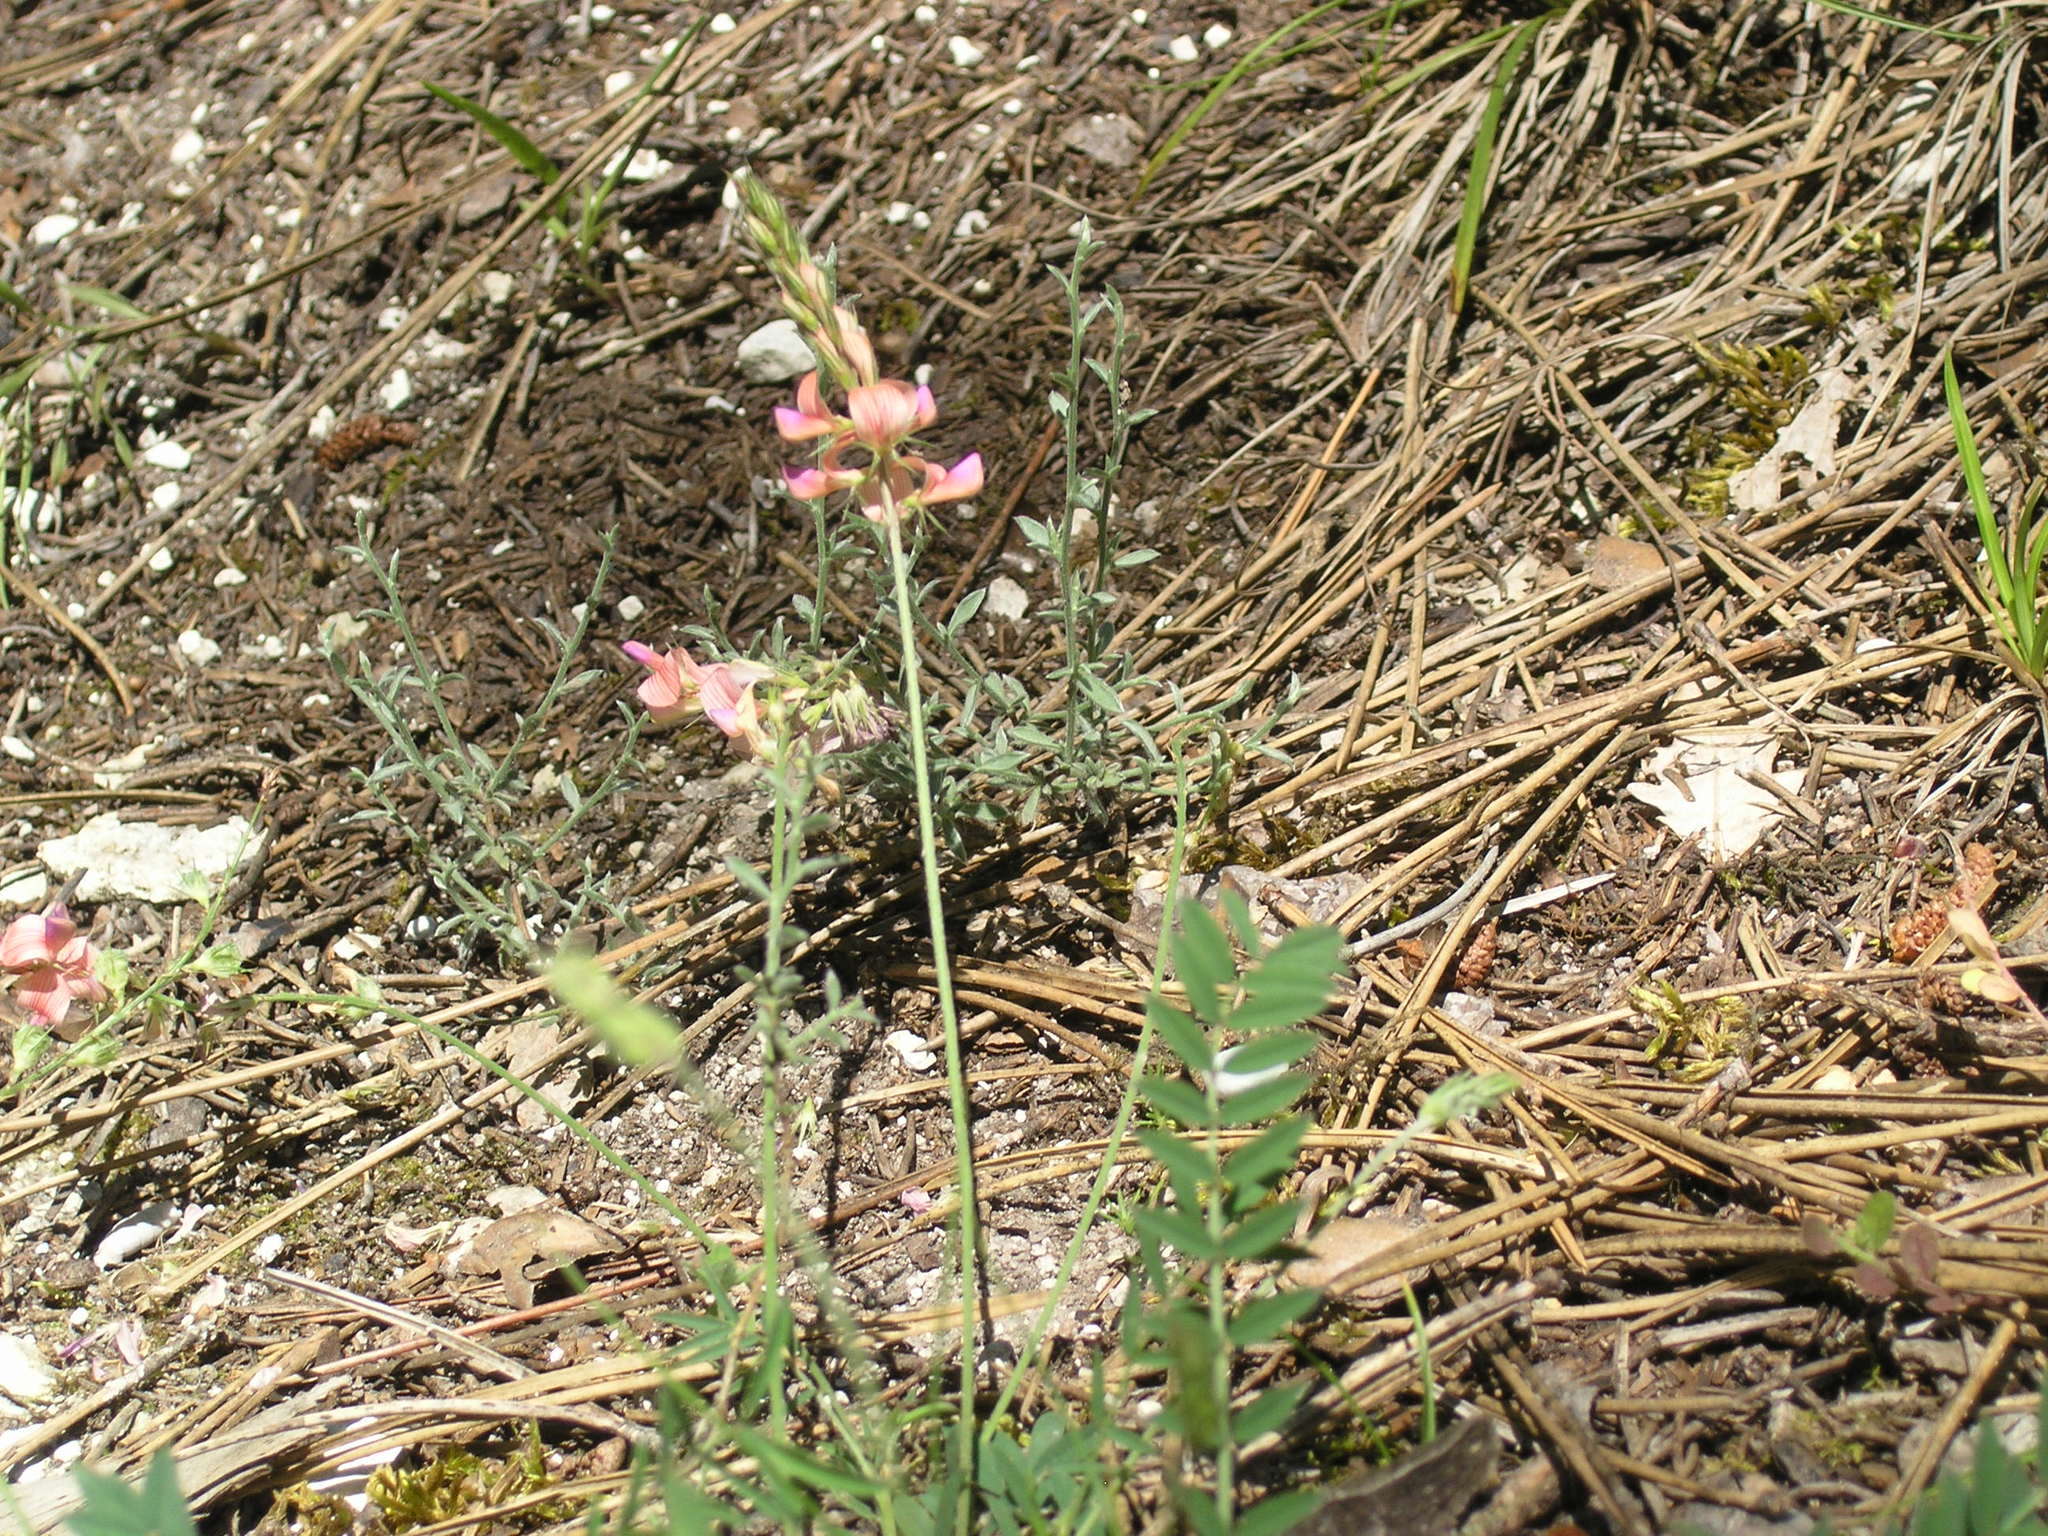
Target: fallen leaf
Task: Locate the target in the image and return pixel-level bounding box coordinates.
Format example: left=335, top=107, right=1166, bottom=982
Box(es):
left=1627, top=731, right=1799, bottom=863
left=455, top=1207, right=622, bottom=1309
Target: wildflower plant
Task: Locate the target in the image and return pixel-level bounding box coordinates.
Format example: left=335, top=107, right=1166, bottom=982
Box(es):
left=329, top=520, right=642, bottom=960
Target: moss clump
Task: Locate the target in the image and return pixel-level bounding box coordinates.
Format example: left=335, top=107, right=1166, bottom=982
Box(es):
left=369, top=1437, right=557, bottom=1534
left=1681, top=342, right=1811, bottom=518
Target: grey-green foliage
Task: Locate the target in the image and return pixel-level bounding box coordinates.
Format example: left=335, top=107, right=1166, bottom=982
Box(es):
left=63, top=1450, right=196, bottom=1536
left=328, top=518, right=641, bottom=960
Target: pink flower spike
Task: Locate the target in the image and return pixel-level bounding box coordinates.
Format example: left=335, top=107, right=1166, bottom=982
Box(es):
left=620, top=642, right=694, bottom=728
left=773, top=373, right=838, bottom=443
left=920, top=453, right=984, bottom=505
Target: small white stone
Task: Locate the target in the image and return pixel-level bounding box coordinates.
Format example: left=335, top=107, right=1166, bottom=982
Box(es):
left=884, top=201, right=915, bottom=225
left=1016, top=53, right=1040, bottom=70
left=953, top=208, right=989, bottom=239
left=910, top=209, right=932, bottom=231
left=0, top=1334, right=56, bottom=1404
left=253, top=1233, right=286, bottom=1264
left=604, top=70, right=637, bottom=99
left=29, top=214, right=80, bottom=246
left=616, top=594, right=646, bottom=622
left=947, top=36, right=986, bottom=67
left=213, top=567, right=248, bottom=588
left=375, top=305, right=407, bottom=331
left=1002, top=98, right=1025, bottom=116
left=984, top=576, right=1029, bottom=621
left=1168, top=33, right=1200, bottom=62
left=589, top=3, right=614, bottom=19
left=709, top=10, right=735, bottom=30
left=379, top=368, right=413, bottom=410
left=308, top=405, right=338, bottom=443
left=274, top=207, right=301, bottom=229
left=885, top=1029, right=938, bottom=1073
left=95, top=1202, right=177, bottom=1268
left=479, top=271, right=515, bottom=306
left=914, top=3, right=937, bottom=19
left=5, top=487, right=60, bottom=533
left=150, top=482, right=183, bottom=511
left=168, top=128, right=207, bottom=166
left=141, top=440, right=192, bottom=471
left=1130, top=8, right=1148, bottom=23
left=612, top=147, right=671, bottom=183
left=0, top=737, right=34, bottom=763
left=735, top=318, right=815, bottom=383
left=704, top=99, right=730, bottom=115
left=176, top=630, right=222, bottom=665
left=1203, top=22, right=1233, bottom=48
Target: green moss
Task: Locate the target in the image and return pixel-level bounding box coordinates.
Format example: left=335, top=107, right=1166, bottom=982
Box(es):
left=369, top=1434, right=561, bottom=1534
left=1681, top=342, right=1812, bottom=518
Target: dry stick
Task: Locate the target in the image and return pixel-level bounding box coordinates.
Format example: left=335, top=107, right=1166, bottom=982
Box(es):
left=0, top=563, right=134, bottom=713
left=81, top=3, right=801, bottom=624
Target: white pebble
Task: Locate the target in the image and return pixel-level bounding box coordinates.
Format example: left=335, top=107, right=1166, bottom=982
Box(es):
left=168, top=128, right=207, bottom=167
left=1168, top=34, right=1200, bottom=63
left=590, top=3, right=614, bottom=19
left=379, top=368, right=413, bottom=410
left=604, top=70, right=637, bottom=99
left=29, top=214, right=80, bottom=247
left=1002, top=98, right=1025, bottom=116
left=150, top=482, right=183, bottom=512
left=146, top=546, right=175, bottom=573
left=1130, top=9, right=1148, bottom=24
left=617, top=594, right=646, bottom=622
left=214, top=567, right=248, bottom=588
left=953, top=209, right=989, bottom=239
left=910, top=210, right=932, bottom=230
left=177, top=630, right=222, bottom=665
left=947, top=36, right=986, bottom=68
left=141, top=440, right=192, bottom=471
left=1203, top=22, right=1233, bottom=48
left=375, top=305, right=408, bottom=331
left=0, top=737, right=35, bottom=763
left=884, top=201, right=915, bottom=225
left=735, top=319, right=815, bottom=384
left=479, top=271, right=514, bottom=306
left=709, top=10, right=735, bottom=30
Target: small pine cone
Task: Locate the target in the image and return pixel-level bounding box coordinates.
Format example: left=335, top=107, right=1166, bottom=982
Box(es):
left=1890, top=902, right=1947, bottom=962
left=1917, top=972, right=1972, bottom=1016
left=1949, top=841, right=1997, bottom=912
left=1454, top=919, right=1499, bottom=988
left=316, top=413, right=421, bottom=471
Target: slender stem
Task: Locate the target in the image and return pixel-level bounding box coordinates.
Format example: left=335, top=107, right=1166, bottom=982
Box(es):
left=878, top=496, right=980, bottom=1519
left=754, top=740, right=798, bottom=1429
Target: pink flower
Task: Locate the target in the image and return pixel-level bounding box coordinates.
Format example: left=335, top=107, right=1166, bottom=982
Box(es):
left=0, top=905, right=106, bottom=1029
left=620, top=641, right=694, bottom=728
left=621, top=642, right=778, bottom=757
left=773, top=369, right=980, bottom=524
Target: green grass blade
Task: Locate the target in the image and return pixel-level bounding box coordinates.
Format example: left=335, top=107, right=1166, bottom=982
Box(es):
left=65, top=284, right=149, bottom=321
left=1943, top=351, right=2035, bottom=667
left=423, top=81, right=561, bottom=185
left=1449, top=15, right=1545, bottom=319
left=0, top=278, right=36, bottom=318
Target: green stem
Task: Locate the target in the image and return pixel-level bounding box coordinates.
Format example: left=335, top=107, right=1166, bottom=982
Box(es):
left=878, top=498, right=980, bottom=1521
left=754, top=747, right=795, bottom=1429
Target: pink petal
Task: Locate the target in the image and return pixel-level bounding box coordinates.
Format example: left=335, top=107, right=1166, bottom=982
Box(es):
left=911, top=384, right=938, bottom=430
left=783, top=466, right=837, bottom=501
left=920, top=453, right=984, bottom=504
left=12, top=964, right=70, bottom=1027
left=0, top=909, right=68, bottom=972
left=773, top=375, right=839, bottom=442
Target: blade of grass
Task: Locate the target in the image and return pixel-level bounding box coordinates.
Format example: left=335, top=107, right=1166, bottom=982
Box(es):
left=1943, top=350, right=2043, bottom=676
left=1811, top=0, right=1985, bottom=44
left=422, top=81, right=562, bottom=185
left=1449, top=14, right=1546, bottom=319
